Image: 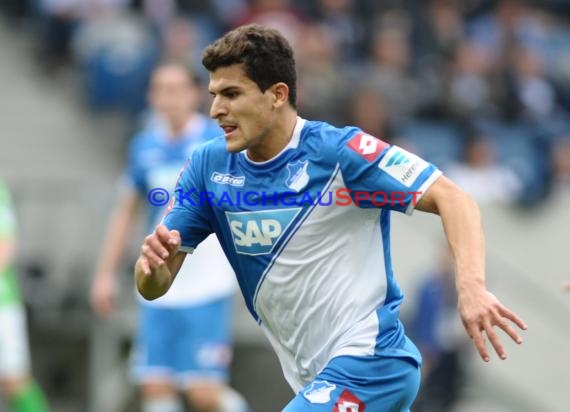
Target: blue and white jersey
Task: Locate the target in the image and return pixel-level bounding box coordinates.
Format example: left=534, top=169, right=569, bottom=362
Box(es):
left=125, top=113, right=237, bottom=307
left=163, top=117, right=442, bottom=390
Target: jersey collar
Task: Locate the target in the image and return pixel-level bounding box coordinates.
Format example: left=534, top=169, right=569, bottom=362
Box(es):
left=243, top=116, right=306, bottom=166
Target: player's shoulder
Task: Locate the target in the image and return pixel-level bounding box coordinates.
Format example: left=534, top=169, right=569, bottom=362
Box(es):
left=302, top=119, right=364, bottom=146
left=301, top=119, right=391, bottom=159
left=177, top=136, right=228, bottom=185
left=189, top=135, right=228, bottom=164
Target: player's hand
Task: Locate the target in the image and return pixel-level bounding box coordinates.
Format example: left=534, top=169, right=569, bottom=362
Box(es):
left=561, top=280, right=570, bottom=292
left=458, top=288, right=527, bottom=362
left=91, top=272, right=116, bottom=318
left=138, top=225, right=181, bottom=276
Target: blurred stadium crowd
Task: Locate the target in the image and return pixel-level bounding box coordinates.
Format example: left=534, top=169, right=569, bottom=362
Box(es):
left=2, top=0, right=570, bottom=208
left=1, top=1, right=570, bottom=412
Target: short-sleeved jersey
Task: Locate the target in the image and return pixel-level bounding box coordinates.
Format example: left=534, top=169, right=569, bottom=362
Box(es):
left=163, top=117, right=442, bottom=390
left=0, top=181, right=20, bottom=307
left=125, top=114, right=236, bottom=307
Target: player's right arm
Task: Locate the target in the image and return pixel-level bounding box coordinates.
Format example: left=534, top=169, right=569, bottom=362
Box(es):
left=91, top=189, right=141, bottom=317
left=134, top=224, right=185, bottom=300
left=335, top=128, right=526, bottom=361
left=92, top=133, right=150, bottom=317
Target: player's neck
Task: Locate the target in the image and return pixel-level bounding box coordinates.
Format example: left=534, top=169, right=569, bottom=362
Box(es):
left=247, top=110, right=298, bottom=162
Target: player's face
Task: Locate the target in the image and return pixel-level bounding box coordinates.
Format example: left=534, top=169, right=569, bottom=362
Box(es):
left=208, top=64, right=276, bottom=153
left=149, top=66, right=197, bottom=126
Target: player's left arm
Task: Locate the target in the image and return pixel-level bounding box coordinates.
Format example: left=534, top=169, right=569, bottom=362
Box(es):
left=416, top=175, right=528, bottom=362
left=0, top=237, right=15, bottom=273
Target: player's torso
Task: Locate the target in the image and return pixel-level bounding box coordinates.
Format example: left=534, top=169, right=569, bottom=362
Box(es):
left=201, top=120, right=391, bottom=388
left=200, top=120, right=351, bottom=301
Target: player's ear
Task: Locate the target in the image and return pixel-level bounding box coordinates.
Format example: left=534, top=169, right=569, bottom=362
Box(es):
left=270, top=82, right=289, bottom=109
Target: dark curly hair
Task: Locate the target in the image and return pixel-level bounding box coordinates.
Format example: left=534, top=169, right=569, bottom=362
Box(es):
left=202, top=24, right=297, bottom=109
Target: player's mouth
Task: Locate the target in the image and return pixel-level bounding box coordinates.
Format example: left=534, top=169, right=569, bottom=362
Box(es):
left=221, top=124, right=238, bottom=137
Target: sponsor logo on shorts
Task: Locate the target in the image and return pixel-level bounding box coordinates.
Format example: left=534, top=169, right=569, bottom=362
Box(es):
left=333, top=389, right=365, bottom=412
left=196, top=343, right=231, bottom=368
left=303, top=380, right=337, bottom=404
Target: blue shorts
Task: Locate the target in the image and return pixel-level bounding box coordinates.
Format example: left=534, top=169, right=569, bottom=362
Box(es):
left=131, top=296, right=234, bottom=387
left=283, top=340, right=421, bottom=411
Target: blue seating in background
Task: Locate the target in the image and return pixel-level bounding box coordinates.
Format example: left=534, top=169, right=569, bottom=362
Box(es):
left=396, top=119, right=552, bottom=206
left=475, top=120, right=552, bottom=206
left=82, top=44, right=158, bottom=113
left=396, top=120, right=464, bottom=169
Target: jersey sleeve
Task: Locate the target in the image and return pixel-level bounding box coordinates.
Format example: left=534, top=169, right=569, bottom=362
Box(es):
left=161, top=151, right=213, bottom=253
left=337, top=130, right=442, bottom=214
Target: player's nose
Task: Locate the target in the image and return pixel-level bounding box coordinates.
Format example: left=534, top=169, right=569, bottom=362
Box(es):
left=210, top=96, right=228, bottom=119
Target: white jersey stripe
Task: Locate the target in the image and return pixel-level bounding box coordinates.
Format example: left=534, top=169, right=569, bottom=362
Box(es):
left=252, top=164, right=342, bottom=313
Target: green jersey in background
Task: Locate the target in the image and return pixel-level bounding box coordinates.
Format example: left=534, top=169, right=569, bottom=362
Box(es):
left=0, top=181, right=21, bottom=307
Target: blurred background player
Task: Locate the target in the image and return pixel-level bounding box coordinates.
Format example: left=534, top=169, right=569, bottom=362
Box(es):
left=90, top=62, right=249, bottom=412
left=408, top=245, right=470, bottom=412
left=0, top=179, right=50, bottom=412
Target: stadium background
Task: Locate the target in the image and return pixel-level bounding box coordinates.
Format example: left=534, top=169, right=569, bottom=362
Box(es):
left=0, top=0, right=569, bottom=411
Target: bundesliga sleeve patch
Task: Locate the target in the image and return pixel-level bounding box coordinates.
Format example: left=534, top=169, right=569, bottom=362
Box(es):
left=347, top=132, right=388, bottom=162
left=378, top=146, right=429, bottom=187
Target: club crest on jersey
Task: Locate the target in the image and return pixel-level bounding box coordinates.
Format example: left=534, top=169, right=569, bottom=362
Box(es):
left=285, top=160, right=310, bottom=192
left=303, top=380, right=336, bottom=404
left=225, top=208, right=301, bottom=255
left=347, top=132, right=388, bottom=162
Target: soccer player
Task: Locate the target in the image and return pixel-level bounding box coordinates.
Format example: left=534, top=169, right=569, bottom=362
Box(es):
left=0, top=180, right=50, bottom=412
left=91, top=62, right=249, bottom=412
left=134, top=25, right=528, bottom=411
